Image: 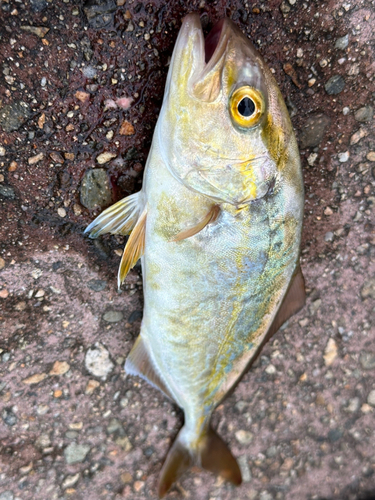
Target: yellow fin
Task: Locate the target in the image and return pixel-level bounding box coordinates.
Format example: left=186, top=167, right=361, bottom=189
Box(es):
left=125, top=335, right=175, bottom=402
left=171, top=205, right=220, bottom=242
left=85, top=191, right=141, bottom=238
left=158, top=425, right=241, bottom=498
left=118, top=206, right=147, bottom=286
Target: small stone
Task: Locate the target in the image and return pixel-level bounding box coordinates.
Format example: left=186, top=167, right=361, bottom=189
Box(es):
left=347, top=397, right=360, bottom=413
left=235, top=430, right=253, bottom=445
left=299, top=114, right=330, bottom=148
left=296, top=48, right=303, bottom=58
left=280, top=1, right=290, bottom=15
left=328, top=428, right=343, bottom=442
left=324, top=338, right=338, bottom=366
left=0, top=146, right=5, bottom=156
left=265, top=364, right=276, bottom=374
left=367, top=390, right=375, bottom=407
left=0, top=492, right=14, bottom=500
left=325, top=75, right=345, bottom=95
left=57, top=207, right=66, bottom=218
left=87, top=279, right=107, bottom=291
left=0, top=185, right=15, bottom=199
left=103, top=310, right=123, bottom=323
left=80, top=169, right=112, bottom=210
left=65, top=123, right=74, bottom=132
left=360, top=352, right=375, bottom=370
left=8, top=161, right=17, bottom=172
left=62, top=473, right=80, bottom=489
left=308, top=78, right=316, bottom=87
left=28, top=152, right=44, bottom=165
left=343, top=106, right=350, bottom=115
left=120, top=472, right=133, bottom=484
left=54, top=389, right=62, bottom=398
left=96, top=151, right=117, bottom=164
left=354, top=106, right=373, bottom=123
left=49, top=361, right=70, bottom=375
left=238, top=455, right=252, bottom=482
left=2, top=408, right=17, bottom=427
left=324, top=231, right=334, bottom=242
left=119, top=120, right=135, bottom=136
left=350, top=128, right=368, bottom=145
left=64, top=152, right=75, bottom=161
left=366, top=152, right=375, bottom=162
left=14, top=301, right=26, bottom=311
left=22, top=373, right=47, bottom=385
left=20, top=25, right=49, bottom=37
left=85, top=379, right=100, bottom=394
left=0, top=101, right=30, bottom=132
left=307, top=153, right=317, bottom=166
left=64, top=442, right=90, bottom=465
left=106, top=418, right=122, bottom=434
left=84, top=0, right=116, bottom=28
left=335, top=34, right=349, bottom=49
left=0, top=289, right=9, bottom=298
left=75, top=90, right=90, bottom=103
left=35, top=289, right=45, bottom=298
left=73, top=203, right=82, bottom=216
left=361, top=279, right=375, bottom=299
left=0, top=257, right=5, bottom=270
left=134, top=481, right=144, bottom=492
left=338, top=151, right=349, bottom=163
left=324, top=207, right=333, bottom=216
left=115, top=436, right=132, bottom=451
left=85, top=343, right=114, bottom=380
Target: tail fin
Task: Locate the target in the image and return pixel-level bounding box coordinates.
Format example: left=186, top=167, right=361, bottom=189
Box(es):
left=158, top=425, right=241, bottom=498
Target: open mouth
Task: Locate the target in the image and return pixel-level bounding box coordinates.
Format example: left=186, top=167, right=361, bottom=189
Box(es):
left=204, top=19, right=225, bottom=64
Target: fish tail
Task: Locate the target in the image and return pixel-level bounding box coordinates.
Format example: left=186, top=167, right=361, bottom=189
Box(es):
left=158, top=425, right=241, bottom=498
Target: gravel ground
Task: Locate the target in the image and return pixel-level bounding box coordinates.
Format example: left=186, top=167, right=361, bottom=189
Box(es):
left=1, top=0, right=375, bottom=499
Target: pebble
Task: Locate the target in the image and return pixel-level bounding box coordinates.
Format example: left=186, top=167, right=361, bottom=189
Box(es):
left=324, top=231, right=334, bottom=242
left=87, top=279, right=107, bottom=291
left=238, top=455, right=252, bottom=482
left=85, top=379, right=100, bottom=394
left=307, top=153, right=317, bottom=166
left=325, top=75, right=345, bottom=95
left=84, top=0, right=116, bottom=28
left=265, top=364, right=276, bottom=374
left=75, top=90, right=90, bottom=103
left=85, top=343, right=114, bottom=380
left=328, top=428, right=343, bottom=442
left=62, top=473, right=80, bottom=489
left=20, top=25, right=49, bottom=37
left=360, top=352, right=375, bottom=370
left=80, top=168, right=112, bottom=210
left=57, top=207, right=66, bottom=218
left=299, top=114, right=330, bottom=148
left=350, top=128, right=367, bottom=145
left=366, top=152, right=375, bottom=162
left=103, top=310, right=123, bottom=323
left=235, top=430, right=253, bottom=444
left=64, top=442, right=90, bottom=465
left=0, top=257, right=5, bottom=270
left=338, top=151, right=349, bottom=163
left=335, top=34, right=349, bottom=49
left=49, top=360, right=70, bottom=375
left=28, top=152, right=44, bottom=165
left=0, top=492, right=14, bottom=500
left=361, top=279, right=375, bottom=299
left=324, top=338, right=338, bottom=366
left=0, top=146, right=5, bottom=156
left=367, top=390, right=375, bottom=407
left=2, top=408, right=17, bottom=427
left=96, top=152, right=117, bottom=164
left=22, top=373, right=47, bottom=385
left=119, top=120, right=135, bottom=136
left=324, top=207, right=333, bottom=216
left=0, top=101, right=30, bottom=133
left=0, top=185, right=15, bottom=199
left=354, top=106, right=373, bottom=122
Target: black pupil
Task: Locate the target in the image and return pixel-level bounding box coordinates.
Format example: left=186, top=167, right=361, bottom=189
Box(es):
left=238, top=97, right=255, bottom=117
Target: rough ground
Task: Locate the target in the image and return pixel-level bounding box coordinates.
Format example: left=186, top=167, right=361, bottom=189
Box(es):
left=0, top=0, right=375, bottom=499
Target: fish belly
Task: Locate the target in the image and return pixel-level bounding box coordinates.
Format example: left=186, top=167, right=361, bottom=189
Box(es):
left=140, top=143, right=303, bottom=433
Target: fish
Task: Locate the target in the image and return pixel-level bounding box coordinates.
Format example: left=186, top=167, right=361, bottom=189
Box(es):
left=85, top=13, right=305, bottom=497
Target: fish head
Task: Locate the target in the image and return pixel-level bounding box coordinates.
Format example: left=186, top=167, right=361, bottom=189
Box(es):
left=158, top=14, right=299, bottom=207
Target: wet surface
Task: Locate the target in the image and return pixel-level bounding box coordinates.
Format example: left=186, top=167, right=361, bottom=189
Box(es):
left=1, top=0, right=375, bottom=499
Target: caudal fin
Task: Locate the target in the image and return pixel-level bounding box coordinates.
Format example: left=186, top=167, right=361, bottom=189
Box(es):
left=158, top=425, right=241, bottom=498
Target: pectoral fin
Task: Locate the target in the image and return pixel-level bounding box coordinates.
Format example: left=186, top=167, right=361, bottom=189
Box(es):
left=171, top=205, right=220, bottom=242
left=267, top=263, right=306, bottom=339
left=125, top=335, right=175, bottom=402
left=118, top=206, right=147, bottom=286
left=84, top=191, right=142, bottom=238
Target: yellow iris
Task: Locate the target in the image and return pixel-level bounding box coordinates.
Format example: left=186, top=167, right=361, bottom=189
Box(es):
left=229, top=86, right=265, bottom=128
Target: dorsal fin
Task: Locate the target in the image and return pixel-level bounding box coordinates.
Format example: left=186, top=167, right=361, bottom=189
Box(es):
left=171, top=205, right=220, bottom=242
left=85, top=191, right=142, bottom=238
left=266, top=264, right=306, bottom=339
left=118, top=206, right=147, bottom=287
left=125, top=335, right=175, bottom=402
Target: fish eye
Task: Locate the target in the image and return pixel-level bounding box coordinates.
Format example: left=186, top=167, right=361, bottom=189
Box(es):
left=230, top=86, right=264, bottom=128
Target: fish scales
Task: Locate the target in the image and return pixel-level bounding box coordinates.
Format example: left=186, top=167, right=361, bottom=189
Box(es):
left=85, top=13, right=305, bottom=497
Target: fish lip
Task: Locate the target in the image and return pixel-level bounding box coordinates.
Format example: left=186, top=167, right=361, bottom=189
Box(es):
left=179, top=14, right=232, bottom=75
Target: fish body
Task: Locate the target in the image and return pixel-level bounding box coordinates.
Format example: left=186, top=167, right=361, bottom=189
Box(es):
left=86, top=13, right=305, bottom=497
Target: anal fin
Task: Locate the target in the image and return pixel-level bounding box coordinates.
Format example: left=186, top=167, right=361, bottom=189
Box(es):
left=118, top=206, right=147, bottom=286
left=171, top=205, right=220, bottom=242
left=125, top=335, right=175, bottom=402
